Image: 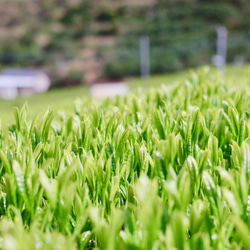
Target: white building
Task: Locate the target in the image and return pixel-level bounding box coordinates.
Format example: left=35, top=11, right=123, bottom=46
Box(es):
left=0, top=69, right=50, bottom=99
left=90, top=82, right=129, bottom=99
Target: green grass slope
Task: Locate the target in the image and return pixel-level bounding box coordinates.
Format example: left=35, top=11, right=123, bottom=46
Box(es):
left=1, top=64, right=250, bottom=125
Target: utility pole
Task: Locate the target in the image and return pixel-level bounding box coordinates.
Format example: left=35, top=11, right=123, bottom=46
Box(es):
left=212, top=25, right=228, bottom=78
left=140, top=36, right=150, bottom=78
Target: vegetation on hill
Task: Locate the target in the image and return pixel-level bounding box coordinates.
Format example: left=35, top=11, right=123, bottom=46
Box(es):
left=105, top=0, right=250, bottom=78
left=0, top=0, right=249, bottom=83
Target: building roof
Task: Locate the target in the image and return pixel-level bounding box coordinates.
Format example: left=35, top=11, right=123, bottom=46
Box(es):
left=0, top=68, right=48, bottom=88
left=1, top=68, right=44, bottom=76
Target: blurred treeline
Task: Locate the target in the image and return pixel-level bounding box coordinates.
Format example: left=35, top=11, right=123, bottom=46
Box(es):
left=0, top=0, right=249, bottom=85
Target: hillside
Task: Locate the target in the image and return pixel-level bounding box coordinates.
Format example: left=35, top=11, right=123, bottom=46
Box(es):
left=0, top=0, right=249, bottom=84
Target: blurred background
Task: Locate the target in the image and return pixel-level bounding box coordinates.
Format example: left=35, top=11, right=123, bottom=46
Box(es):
left=0, top=0, right=249, bottom=87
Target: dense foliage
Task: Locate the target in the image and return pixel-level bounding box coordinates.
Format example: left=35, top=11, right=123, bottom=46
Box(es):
left=1, top=69, right=250, bottom=249
left=105, top=0, right=250, bottom=78
left=1, top=0, right=250, bottom=82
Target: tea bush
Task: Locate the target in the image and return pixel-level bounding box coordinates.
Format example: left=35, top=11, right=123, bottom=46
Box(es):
left=0, top=69, right=250, bottom=249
